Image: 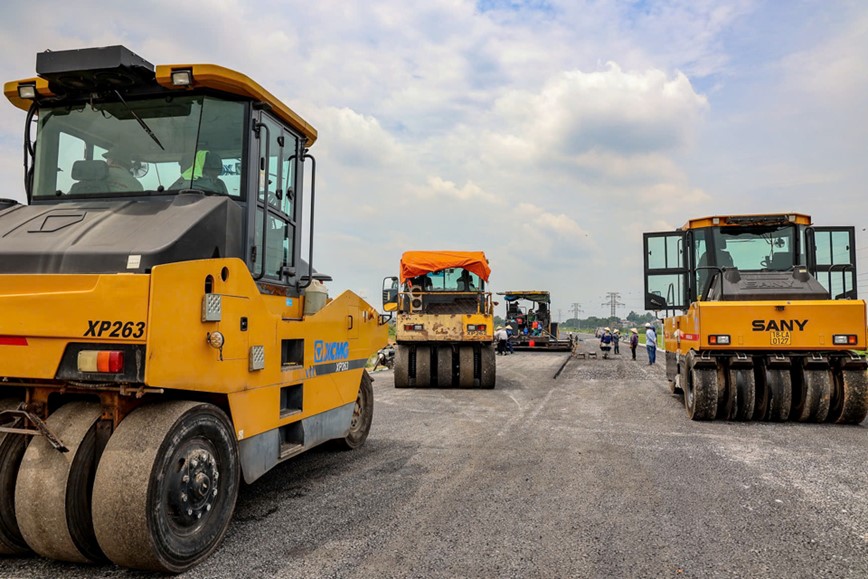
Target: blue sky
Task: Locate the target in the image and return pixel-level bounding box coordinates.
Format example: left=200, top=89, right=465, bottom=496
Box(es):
left=1, top=0, right=866, bottom=317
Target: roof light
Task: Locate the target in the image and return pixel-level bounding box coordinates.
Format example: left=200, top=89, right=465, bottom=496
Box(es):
left=17, top=83, right=37, bottom=100
left=171, top=69, right=193, bottom=87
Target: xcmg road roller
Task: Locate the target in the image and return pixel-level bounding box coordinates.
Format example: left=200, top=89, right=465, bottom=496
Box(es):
left=643, top=213, right=867, bottom=423
left=383, top=251, right=496, bottom=388
left=0, top=45, right=387, bottom=572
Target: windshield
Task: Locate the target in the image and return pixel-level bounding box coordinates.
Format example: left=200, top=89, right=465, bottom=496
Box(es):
left=712, top=225, right=799, bottom=271
left=694, top=225, right=803, bottom=298
left=407, top=268, right=484, bottom=291
left=32, top=95, right=245, bottom=198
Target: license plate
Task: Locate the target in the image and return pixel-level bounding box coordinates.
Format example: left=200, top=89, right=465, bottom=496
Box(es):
left=770, top=331, right=791, bottom=345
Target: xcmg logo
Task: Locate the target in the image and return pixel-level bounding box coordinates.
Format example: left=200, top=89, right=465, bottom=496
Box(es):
left=314, top=340, right=350, bottom=363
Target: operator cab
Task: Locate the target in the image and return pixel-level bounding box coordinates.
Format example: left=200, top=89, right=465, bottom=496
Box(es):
left=643, top=213, right=858, bottom=312
left=3, top=45, right=319, bottom=294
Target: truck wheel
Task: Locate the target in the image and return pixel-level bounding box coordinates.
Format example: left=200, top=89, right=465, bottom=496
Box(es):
left=414, top=346, right=432, bottom=387
left=793, top=364, right=831, bottom=422
left=0, top=398, right=29, bottom=555
left=15, top=402, right=105, bottom=563
left=716, top=364, right=735, bottom=420
left=685, top=354, right=717, bottom=420
left=334, top=371, right=374, bottom=450
left=437, top=346, right=454, bottom=387
left=764, top=366, right=792, bottom=422
left=394, top=345, right=410, bottom=388
left=835, top=368, right=868, bottom=424
left=92, top=401, right=239, bottom=573
left=753, top=363, right=769, bottom=420
left=479, top=346, right=496, bottom=389
left=458, top=346, right=475, bottom=388
left=729, top=366, right=755, bottom=421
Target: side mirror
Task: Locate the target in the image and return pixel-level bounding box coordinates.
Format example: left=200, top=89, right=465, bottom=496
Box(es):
left=382, top=276, right=399, bottom=309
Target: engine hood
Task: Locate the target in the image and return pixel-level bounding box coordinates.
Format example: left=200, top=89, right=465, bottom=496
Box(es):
left=0, top=193, right=244, bottom=274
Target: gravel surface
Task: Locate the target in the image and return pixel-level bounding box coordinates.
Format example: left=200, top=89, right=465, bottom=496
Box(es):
left=4, top=334, right=867, bottom=578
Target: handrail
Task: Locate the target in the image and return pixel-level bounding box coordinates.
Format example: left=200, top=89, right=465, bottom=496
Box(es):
left=252, top=121, right=271, bottom=281
left=296, top=153, right=316, bottom=291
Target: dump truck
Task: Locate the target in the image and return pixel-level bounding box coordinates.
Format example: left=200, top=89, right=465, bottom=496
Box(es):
left=382, top=251, right=496, bottom=388
left=643, top=213, right=868, bottom=423
left=497, top=291, right=572, bottom=351
left=0, top=45, right=387, bottom=572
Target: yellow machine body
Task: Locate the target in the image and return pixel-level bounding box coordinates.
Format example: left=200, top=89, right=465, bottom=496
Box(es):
left=644, top=212, right=868, bottom=423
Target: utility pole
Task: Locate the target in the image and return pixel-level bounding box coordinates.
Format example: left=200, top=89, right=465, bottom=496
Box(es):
left=570, top=302, right=582, bottom=320
left=602, top=292, right=624, bottom=318
left=557, top=309, right=563, bottom=324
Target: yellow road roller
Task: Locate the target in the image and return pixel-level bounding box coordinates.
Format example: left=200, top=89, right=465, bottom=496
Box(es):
left=0, top=45, right=387, bottom=572
left=643, top=213, right=867, bottom=423
left=383, top=251, right=496, bottom=388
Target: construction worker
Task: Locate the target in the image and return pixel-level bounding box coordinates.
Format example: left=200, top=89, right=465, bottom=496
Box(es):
left=495, top=326, right=509, bottom=355
left=102, top=146, right=144, bottom=192
left=599, top=327, right=613, bottom=359
left=645, top=323, right=657, bottom=365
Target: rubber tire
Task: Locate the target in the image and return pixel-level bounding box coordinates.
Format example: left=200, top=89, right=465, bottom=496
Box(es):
left=685, top=355, right=718, bottom=421
left=333, top=371, right=374, bottom=450
left=794, top=365, right=831, bottom=422
left=0, top=398, right=29, bottom=555
left=765, top=367, right=792, bottom=422
left=437, top=345, right=454, bottom=388
left=92, top=401, right=240, bottom=573
left=458, top=346, right=475, bottom=388
left=479, top=345, right=496, bottom=389
left=15, top=402, right=105, bottom=563
left=414, top=346, right=432, bottom=388
left=753, top=363, right=769, bottom=421
left=716, top=363, right=735, bottom=420
left=835, top=368, right=868, bottom=424
left=729, top=366, right=756, bottom=421
left=394, top=345, right=410, bottom=388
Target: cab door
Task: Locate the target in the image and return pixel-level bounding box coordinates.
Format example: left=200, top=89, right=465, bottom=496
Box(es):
left=249, top=111, right=303, bottom=290
left=643, top=231, right=689, bottom=312
left=806, top=226, right=857, bottom=299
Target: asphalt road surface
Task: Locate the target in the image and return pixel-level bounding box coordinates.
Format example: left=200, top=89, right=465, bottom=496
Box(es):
left=5, top=336, right=867, bottom=578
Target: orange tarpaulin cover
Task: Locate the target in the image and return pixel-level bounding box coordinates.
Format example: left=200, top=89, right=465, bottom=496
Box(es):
left=400, top=251, right=491, bottom=283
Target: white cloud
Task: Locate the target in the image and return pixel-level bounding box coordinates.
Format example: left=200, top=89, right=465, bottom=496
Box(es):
left=0, top=1, right=866, bottom=317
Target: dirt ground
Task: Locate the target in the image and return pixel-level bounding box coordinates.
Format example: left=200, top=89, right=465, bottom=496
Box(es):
left=5, top=336, right=867, bottom=578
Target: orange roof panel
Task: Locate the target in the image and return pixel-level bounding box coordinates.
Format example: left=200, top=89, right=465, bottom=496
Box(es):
left=399, top=251, right=490, bottom=283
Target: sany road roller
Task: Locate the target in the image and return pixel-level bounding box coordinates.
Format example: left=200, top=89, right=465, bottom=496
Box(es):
left=643, top=213, right=867, bottom=423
